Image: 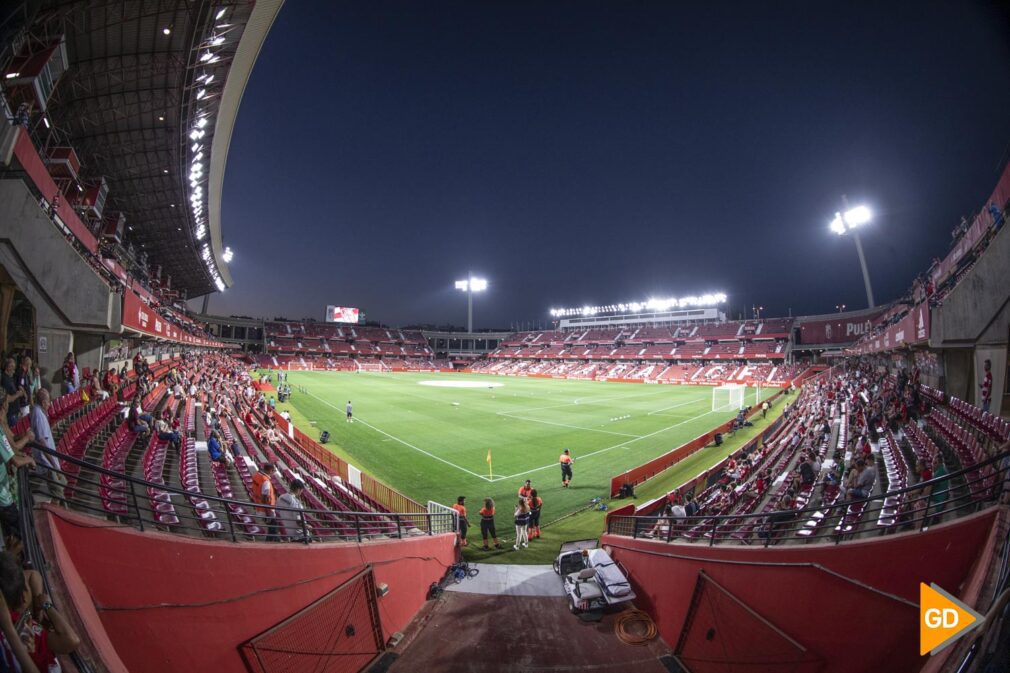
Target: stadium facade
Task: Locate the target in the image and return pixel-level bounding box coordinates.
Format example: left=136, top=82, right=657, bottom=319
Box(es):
left=0, top=2, right=1008, bottom=672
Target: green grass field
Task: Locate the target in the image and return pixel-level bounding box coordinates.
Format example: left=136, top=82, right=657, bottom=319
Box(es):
left=272, top=370, right=772, bottom=560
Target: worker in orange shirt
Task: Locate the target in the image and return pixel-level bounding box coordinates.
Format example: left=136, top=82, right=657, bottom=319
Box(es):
left=518, top=479, right=532, bottom=502
left=451, top=495, right=469, bottom=546
left=559, top=449, right=574, bottom=488
left=528, top=489, right=543, bottom=539
left=251, top=462, right=279, bottom=541
left=478, top=497, right=502, bottom=550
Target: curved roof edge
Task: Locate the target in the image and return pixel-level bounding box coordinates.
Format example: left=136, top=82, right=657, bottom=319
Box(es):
left=208, top=0, right=285, bottom=290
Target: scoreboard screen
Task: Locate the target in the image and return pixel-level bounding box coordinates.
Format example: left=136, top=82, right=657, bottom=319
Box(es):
left=325, top=306, right=360, bottom=324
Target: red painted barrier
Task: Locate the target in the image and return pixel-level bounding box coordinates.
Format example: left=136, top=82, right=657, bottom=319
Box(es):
left=44, top=507, right=457, bottom=673
left=601, top=507, right=1000, bottom=673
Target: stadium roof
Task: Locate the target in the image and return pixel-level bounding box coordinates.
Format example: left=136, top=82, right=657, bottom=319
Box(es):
left=9, top=0, right=282, bottom=297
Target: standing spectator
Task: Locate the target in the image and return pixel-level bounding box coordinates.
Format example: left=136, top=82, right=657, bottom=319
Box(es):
left=276, top=480, right=307, bottom=541
left=513, top=498, right=530, bottom=551
left=761, top=400, right=769, bottom=419
left=1, top=360, right=24, bottom=429
left=1, top=554, right=81, bottom=672
left=451, top=496, right=469, bottom=546
left=0, top=397, right=36, bottom=546
left=527, top=489, right=542, bottom=540
left=12, top=359, right=31, bottom=423
left=61, top=353, right=79, bottom=394
left=980, top=359, right=993, bottom=413
left=478, top=498, right=501, bottom=550
left=29, top=389, right=67, bottom=502
left=252, top=463, right=279, bottom=541
left=28, top=363, right=41, bottom=405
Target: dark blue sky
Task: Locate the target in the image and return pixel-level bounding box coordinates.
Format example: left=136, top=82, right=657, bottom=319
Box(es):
left=215, top=1, right=1010, bottom=328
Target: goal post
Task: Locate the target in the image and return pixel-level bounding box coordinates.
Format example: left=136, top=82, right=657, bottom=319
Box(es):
left=712, top=384, right=746, bottom=412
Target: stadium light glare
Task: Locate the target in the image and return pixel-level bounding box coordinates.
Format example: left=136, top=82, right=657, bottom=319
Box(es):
left=5, top=73, right=20, bottom=79
left=216, top=8, right=227, bottom=19
left=222, top=246, right=234, bottom=263
left=549, top=292, right=728, bottom=318
left=455, top=275, right=488, bottom=332
left=828, top=198, right=876, bottom=308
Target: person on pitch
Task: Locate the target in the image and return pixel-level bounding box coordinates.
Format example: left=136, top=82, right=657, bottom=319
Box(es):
left=559, top=449, right=574, bottom=487
left=527, top=489, right=543, bottom=539
left=518, top=479, right=532, bottom=502
left=479, top=497, right=502, bottom=550
left=451, top=496, right=469, bottom=546
left=346, top=400, right=353, bottom=422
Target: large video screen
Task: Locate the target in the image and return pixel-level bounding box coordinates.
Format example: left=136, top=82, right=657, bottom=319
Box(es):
left=325, top=306, right=360, bottom=324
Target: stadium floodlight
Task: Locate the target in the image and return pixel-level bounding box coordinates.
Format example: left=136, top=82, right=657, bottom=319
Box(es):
left=829, top=197, right=875, bottom=308
left=222, top=246, right=234, bottom=263
left=549, top=292, right=727, bottom=318
left=455, top=274, right=487, bottom=333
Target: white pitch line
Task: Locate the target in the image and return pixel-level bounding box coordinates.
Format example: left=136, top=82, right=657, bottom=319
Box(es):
left=305, top=391, right=492, bottom=482
left=494, top=408, right=725, bottom=482
left=646, top=396, right=708, bottom=416
left=497, top=412, right=642, bottom=438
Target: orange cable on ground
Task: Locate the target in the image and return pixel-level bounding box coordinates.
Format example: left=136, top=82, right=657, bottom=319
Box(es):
left=615, top=608, right=657, bottom=645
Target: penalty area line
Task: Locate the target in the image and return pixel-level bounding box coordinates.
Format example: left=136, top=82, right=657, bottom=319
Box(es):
left=304, top=391, right=493, bottom=482
left=498, top=408, right=725, bottom=482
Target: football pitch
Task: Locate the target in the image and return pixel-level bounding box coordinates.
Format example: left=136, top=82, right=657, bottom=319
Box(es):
left=278, top=371, right=768, bottom=525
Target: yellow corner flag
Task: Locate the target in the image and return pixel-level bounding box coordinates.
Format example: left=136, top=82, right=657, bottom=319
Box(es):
left=486, top=448, right=492, bottom=478
left=920, top=583, right=985, bottom=656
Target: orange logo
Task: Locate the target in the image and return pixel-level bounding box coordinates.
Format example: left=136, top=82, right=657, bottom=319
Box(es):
left=920, top=583, right=984, bottom=656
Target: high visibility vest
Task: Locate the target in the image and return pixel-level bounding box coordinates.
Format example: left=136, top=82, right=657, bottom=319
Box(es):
left=251, top=472, right=276, bottom=509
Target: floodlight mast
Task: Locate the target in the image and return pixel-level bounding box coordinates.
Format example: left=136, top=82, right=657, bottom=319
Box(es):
left=830, top=195, right=876, bottom=308
left=454, top=273, right=487, bottom=333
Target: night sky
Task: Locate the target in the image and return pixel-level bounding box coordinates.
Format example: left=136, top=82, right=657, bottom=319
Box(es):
left=214, top=1, right=1010, bottom=329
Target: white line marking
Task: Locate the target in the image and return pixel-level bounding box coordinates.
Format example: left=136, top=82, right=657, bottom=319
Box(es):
left=305, top=391, right=492, bottom=482
left=646, top=397, right=707, bottom=416
left=493, top=408, right=725, bottom=482
left=496, top=412, right=642, bottom=438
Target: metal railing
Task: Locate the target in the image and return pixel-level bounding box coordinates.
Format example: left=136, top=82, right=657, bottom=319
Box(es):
left=606, top=449, right=1010, bottom=547
left=26, top=442, right=455, bottom=544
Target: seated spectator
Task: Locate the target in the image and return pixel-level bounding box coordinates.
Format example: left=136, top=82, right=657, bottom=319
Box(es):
left=0, top=553, right=81, bottom=672
left=154, top=416, right=181, bottom=452
left=207, top=431, right=226, bottom=463
left=127, top=398, right=152, bottom=435
left=847, top=459, right=876, bottom=500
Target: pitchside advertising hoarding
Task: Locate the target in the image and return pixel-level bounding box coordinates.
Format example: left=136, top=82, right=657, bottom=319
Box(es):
left=325, top=306, right=361, bottom=324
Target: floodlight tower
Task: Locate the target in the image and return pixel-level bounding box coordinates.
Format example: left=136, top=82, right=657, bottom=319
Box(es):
left=454, top=274, right=487, bottom=333
left=830, top=196, right=875, bottom=308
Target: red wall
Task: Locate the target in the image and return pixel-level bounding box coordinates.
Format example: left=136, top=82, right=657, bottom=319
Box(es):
left=601, top=508, right=998, bottom=673
left=45, top=509, right=457, bottom=673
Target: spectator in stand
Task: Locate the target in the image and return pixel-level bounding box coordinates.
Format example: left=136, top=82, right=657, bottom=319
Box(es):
left=252, top=463, right=280, bottom=542
left=29, top=390, right=67, bottom=503
left=848, top=458, right=876, bottom=500
left=60, top=353, right=79, bottom=394
left=276, top=479, right=307, bottom=541
left=1, top=360, right=25, bottom=429
left=207, top=431, right=228, bottom=463
left=88, top=373, right=109, bottom=401
left=27, top=363, right=40, bottom=406
left=0, top=558, right=40, bottom=673
left=797, top=456, right=816, bottom=486
left=127, top=398, right=152, bottom=435
left=12, top=359, right=31, bottom=424
left=0, top=554, right=81, bottom=672
left=154, top=416, right=181, bottom=452
left=0, top=397, right=36, bottom=547
left=980, top=359, right=993, bottom=413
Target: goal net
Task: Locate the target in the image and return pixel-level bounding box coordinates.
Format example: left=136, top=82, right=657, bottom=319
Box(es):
left=712, top=384, right=746, bottom=412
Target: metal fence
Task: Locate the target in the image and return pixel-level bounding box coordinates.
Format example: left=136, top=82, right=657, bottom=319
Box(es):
left=606, top=449, right=1010, bottom=547
left=26, top=442, right=455, bottom=544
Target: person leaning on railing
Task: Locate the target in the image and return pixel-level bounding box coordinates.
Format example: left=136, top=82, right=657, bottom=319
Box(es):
left=0, top=397, right=36, bottom=551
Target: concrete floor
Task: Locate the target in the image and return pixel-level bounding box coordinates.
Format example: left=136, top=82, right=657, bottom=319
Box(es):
left=386, top=589, right=674, bottom=673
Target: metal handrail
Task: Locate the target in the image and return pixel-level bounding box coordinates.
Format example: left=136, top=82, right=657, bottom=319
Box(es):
left=25, top=442, right=456, bottom=544
left=607, top=448, right=1010, bottom=547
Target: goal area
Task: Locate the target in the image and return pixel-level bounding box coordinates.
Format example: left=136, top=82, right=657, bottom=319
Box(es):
left=712, top=384, right=746, bottom=412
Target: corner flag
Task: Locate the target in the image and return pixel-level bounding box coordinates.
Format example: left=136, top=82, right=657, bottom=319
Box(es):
left=486, top=448, right=492, bottom=479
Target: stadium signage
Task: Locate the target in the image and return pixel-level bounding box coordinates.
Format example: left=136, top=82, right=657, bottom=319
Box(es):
left=798, top=309, right=888, bottom=345
left=847, top=303, right=931, bottom=355
left=122, top=290, right=226, bottom=348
